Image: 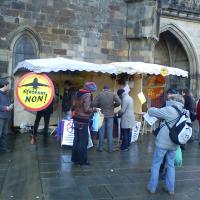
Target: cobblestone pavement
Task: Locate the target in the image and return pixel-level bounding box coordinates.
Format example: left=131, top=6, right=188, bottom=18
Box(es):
left=0, top=133, right=200, bottom=200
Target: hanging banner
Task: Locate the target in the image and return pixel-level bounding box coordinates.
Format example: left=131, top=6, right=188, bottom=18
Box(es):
left=16, top=72, right=54, bottom=111
left=146, top=75, right=165, bottom=100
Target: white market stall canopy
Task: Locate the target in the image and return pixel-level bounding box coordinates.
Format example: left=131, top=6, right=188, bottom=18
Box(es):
left=14, top=57, right=118, bottom=74
left=101, top=62, right=188, bottom=77
left=14, top=57, right=188, bottom=77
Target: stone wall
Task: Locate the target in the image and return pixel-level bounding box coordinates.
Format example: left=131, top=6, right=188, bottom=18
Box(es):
left=0, top=0, right=200, bottom=96
left=161, top=0, right=200, bottom=20
left=124, top=0, right=159, bottom=62
left=0, top=0, right=129, bottom=77
left=162, top=0, right=200, bottom=11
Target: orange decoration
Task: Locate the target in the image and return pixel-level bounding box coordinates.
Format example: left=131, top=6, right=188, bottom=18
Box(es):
left=146, top=75, right=165, bottom=100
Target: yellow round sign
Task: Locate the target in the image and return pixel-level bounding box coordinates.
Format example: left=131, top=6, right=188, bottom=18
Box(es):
left=161, top=67, right=168, bottom=77
left=16, top=72, right=54, bottom=111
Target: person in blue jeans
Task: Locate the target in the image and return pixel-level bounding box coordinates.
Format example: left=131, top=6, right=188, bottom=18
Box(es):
left=147, top=94, right=190, bottom=195
left=92, top=86, right=121, bottom=152
left=148, top=147, right=176, bottom=194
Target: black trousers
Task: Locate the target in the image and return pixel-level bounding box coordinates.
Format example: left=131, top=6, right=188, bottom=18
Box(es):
left=71, top=122, right=88, bottom=164
left=33, top=112, right=51, bottom=138
left=121, top=128, right=132, bottom=150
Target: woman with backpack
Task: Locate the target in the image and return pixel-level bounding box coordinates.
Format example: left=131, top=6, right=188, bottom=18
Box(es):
left=147, top=94, right=190, bottom=195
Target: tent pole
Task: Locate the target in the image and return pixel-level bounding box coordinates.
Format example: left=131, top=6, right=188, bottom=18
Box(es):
left=53, top=71, right=62, bottom=137
left=113, top=76, right=121, bottom=146
left=58, top=71, right=62, bottom=122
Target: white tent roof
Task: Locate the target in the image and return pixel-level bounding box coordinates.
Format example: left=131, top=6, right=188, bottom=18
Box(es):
left=14, top=57, right=188, bottom=77
left=101, top=62, right=188, bottom=77
left=14, top=57, right=118, bottom=74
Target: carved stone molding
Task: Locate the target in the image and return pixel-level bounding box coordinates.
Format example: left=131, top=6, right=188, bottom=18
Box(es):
left=124, top=0, right=156, bottom=2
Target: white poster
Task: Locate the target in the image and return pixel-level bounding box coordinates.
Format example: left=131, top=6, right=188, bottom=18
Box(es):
left=61, top=120, right=74, bottom=146
left=143, top=113, right=158, bottom=126
left=137, top=92, right=146, bottom=104
left=131, top=121, right=141, bottom=143
left=61, top=120, right=93, bottom=148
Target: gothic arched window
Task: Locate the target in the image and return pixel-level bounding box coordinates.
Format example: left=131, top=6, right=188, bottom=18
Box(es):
left=13, top=34, right=38, bottom=70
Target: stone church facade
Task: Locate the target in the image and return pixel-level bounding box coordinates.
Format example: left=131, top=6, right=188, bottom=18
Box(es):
left=0, top=0, right=200, bottom=97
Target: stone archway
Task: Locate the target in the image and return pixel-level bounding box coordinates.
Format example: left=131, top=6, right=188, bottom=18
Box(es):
left=8, top=25, right=42, bottom=75
left=156, top=23, right=199, bottom=96
left=6, top=25, right=42, bottom=101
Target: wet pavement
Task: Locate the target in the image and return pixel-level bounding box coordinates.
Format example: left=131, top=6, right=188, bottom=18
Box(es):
left=0, top=132, right=200, bottom=200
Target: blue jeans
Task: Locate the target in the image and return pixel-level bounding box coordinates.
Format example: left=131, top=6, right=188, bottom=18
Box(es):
left=148, top=146, right=176, bottom=193
left=98, top=117, right=113, bottom=152
left=198, top=128, right=200, bottom=143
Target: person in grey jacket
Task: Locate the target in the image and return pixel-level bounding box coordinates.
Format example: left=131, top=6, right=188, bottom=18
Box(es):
left=117, top=89, right=135, bottom=151
left=0, top=79, right=13, bottom=153
left=147, top=94, right=190, bottom=195
left=92, top=85, right=121, bottom=152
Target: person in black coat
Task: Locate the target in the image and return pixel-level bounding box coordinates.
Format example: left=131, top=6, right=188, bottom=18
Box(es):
left=182, top=88, right=196, bottom=121
left=62, top=80, right=75, bottom=118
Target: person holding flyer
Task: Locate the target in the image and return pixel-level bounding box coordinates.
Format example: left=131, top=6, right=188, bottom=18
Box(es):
left=0, top=79, right=13, bottom=153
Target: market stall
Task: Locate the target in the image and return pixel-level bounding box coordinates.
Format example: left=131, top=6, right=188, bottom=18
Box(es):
left=13, top=57, right=125, bottom=127
left=14, top=58, right=188, bottom=128
left=101, top=61, right=188, bottom=112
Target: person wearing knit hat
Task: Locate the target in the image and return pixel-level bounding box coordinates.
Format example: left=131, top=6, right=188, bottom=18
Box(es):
left=166, top=88, right=177, bottom=101
left=71, top=81, right=99, bottom=165
left=83, top=82, right=97, bottom=92
left=167, top=88, right=177, bottom=95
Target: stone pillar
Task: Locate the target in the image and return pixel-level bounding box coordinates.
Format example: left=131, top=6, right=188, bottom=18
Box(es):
left=124, top=0, right=160, bottom=62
